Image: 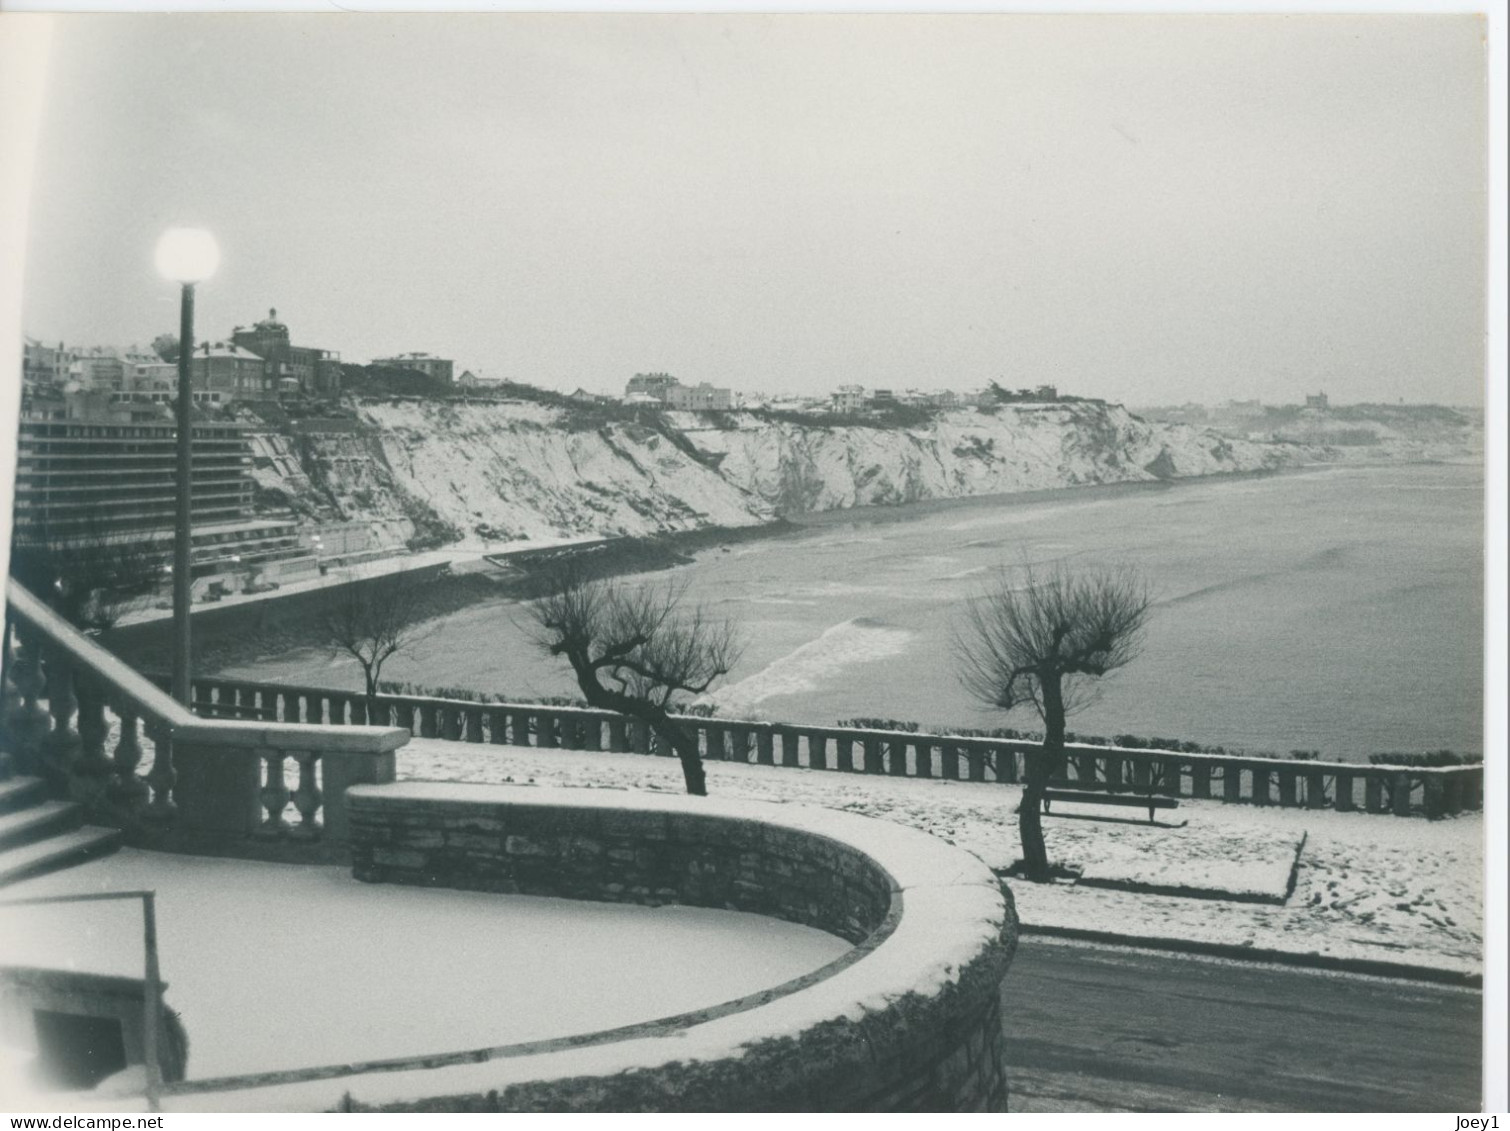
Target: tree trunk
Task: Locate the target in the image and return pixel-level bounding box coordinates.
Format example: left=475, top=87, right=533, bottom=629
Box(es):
left=661, top=725, right=708, bottom=796
left=362, top=663, right=378, bottom=715
left=1017, top=674, right=1066, bottom=882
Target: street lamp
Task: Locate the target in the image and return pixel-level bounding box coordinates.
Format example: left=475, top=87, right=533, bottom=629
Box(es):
left=156, top=228, right=219, bottom=707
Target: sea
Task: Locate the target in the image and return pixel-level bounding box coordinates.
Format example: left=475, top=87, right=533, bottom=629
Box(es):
left=226, top=461, right=1484, bottom=762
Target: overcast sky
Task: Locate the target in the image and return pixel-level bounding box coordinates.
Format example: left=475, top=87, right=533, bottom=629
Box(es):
left=18, top=13, right=1489, bottom=404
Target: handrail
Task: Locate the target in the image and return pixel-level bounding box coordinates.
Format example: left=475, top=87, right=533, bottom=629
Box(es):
left=3, top=580, right=411, bottom=858
left=6, top=583, right=403, bottom=753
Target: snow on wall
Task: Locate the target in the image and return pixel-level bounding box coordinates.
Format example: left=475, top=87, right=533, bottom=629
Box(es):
left=149, top=784, right=1018, bottom=1113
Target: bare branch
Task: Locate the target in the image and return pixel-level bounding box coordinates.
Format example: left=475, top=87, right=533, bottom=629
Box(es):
left=315, top=569, right=438, bottom=699
left=525, top=557, right=745, bottom=795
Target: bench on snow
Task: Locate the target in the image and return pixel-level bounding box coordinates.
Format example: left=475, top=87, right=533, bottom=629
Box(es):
left=1041, top=788, right=1179, bottom=824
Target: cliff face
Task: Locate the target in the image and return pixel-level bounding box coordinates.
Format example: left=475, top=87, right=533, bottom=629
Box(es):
left=668, top=402, right=1292, bottom=516
left=249, top=398, right=1302, bottom=548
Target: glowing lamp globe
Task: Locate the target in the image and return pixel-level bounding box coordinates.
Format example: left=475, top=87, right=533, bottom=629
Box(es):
left=155, top=228, right=219, bottom=284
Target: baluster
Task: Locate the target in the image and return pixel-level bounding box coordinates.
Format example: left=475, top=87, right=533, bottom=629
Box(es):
left=1105, top=755, right=1125, bottom=792
left=914, top=740, right=933, bottom=778
left=887, top=740, right=906, bottom=776
left=1277, top=768, right=1297, bottom=807
left=1251, top=766, right=1271, bottom=805
left=7, top=625, right=49, bottom=779
left=260, top=752, right=290, bottom=836
left=41, top=646, right=80, bottom=790
left=72, top=674, right=112, bottom=805
left=109, top=708, right=149, bottom=811
left=290, top=752, right=322, bottom=839
left=1191, top=763, right=1211, bottom=799
left=1334, top=770, right=1355, bottom=811
left=835, top=735, right=854, bottom=772
left=238, top=686, right=261, bottom=721
left=780, top=730, right=801, bottom=767
left=1075, top=751, right=1096, bottom=785
left=938, top=742, right=958, bottom=780
left=862, top=737, right=883, bottom=774
left=1392, top=773, right=1413, bottom=816
left=808, top=732, right=828, bottom=771
left=729, top=727, right=751, bottom=763
left=1306, top=770, right=1326, bottom=810
left=581, top=716, right=602, bottom=751
left=755, top=731, right=774, bottom=765
left=0, top=615, right=20, bottom=767
left=511, top=709, right=533, bottom=746
left=143, top=721, right=176, bottom=820
left=1443, top=774, right=1463, bottom=816
left=607, top=717, right=628, bottom=752
left=488, top=707, right=509, bottom=744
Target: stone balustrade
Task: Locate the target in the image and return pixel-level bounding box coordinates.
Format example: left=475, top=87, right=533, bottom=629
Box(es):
left=1, top=585, right=409, bottom=859
left=184, top=675, right=1483, bottom=818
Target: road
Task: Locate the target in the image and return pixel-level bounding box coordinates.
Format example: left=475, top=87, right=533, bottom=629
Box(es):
left=1002, top=938, right=1482, bottom=1113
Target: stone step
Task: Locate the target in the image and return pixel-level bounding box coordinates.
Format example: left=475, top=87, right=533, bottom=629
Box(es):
left=0, top=776, right=48, bottom=815
left=0, top=800, right=83, bottom=853
left=0, top=826, right=122, bottom=888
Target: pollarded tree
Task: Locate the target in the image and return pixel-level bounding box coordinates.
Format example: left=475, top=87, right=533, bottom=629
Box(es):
left=528, top=560, right=744, bottom=796
left=316, top=571, right=437, bottom=710
left=953, top=562, right=1151, bottom=881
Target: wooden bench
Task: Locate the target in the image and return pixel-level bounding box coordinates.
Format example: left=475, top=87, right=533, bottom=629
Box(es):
left=1041, top=788, right=1179, bottom=824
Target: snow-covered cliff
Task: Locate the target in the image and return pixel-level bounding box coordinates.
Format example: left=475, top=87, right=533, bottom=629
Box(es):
left=668, top=402, right=1292, bottom=515
left=250, top=398, right=1302, bottom=550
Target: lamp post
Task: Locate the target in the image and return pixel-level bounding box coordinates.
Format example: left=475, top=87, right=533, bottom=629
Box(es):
left=155, top=228, right=219, bottom=707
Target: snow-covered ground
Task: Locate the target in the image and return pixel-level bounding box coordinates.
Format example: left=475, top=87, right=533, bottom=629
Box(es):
left=402, top=739, right=1484, bottom=976
left=0, top=849, right=848, bottom=1085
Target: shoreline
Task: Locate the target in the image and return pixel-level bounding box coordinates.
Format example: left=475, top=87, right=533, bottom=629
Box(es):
left=780, top=463, right=1323, bottom=532
left=118, top=457, right=1475, bottom=705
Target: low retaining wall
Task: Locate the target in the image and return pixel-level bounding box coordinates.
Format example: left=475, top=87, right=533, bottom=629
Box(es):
left=162, top=784, right=1018, bottom=1113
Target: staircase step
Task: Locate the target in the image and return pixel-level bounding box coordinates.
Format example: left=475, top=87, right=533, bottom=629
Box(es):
left=0, top=826, right=122, bottom=887
left=0, top=777, right=48, bottom=815
left=0, top=801, right=83, bottom=852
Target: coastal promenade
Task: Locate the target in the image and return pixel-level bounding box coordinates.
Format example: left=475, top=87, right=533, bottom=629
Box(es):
left=1005, top=938, right=1481, bottom=1112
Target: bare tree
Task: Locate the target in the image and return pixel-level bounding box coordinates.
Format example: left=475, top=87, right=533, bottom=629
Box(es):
left=953, top=561, right=1151, bottom=881
left=527, top=560, right=744, bottom=796
left=316, top=570, right=437, bottom=708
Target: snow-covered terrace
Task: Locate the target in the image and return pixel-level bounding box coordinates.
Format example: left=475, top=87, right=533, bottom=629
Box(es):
left=0, top=847, right=849, bottom=1094
left=402, top=739, right=1483, bottom=979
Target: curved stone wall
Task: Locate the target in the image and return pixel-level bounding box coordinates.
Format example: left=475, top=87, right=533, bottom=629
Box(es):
left=168, top=783, right=1018, bottom=1113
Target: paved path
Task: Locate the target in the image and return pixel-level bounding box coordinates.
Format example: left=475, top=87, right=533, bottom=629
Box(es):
left=1003, top=938, right=1481, bottom=1112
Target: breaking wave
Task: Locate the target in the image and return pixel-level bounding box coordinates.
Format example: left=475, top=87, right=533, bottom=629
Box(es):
left=708, top=617, right=914, bottom=716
